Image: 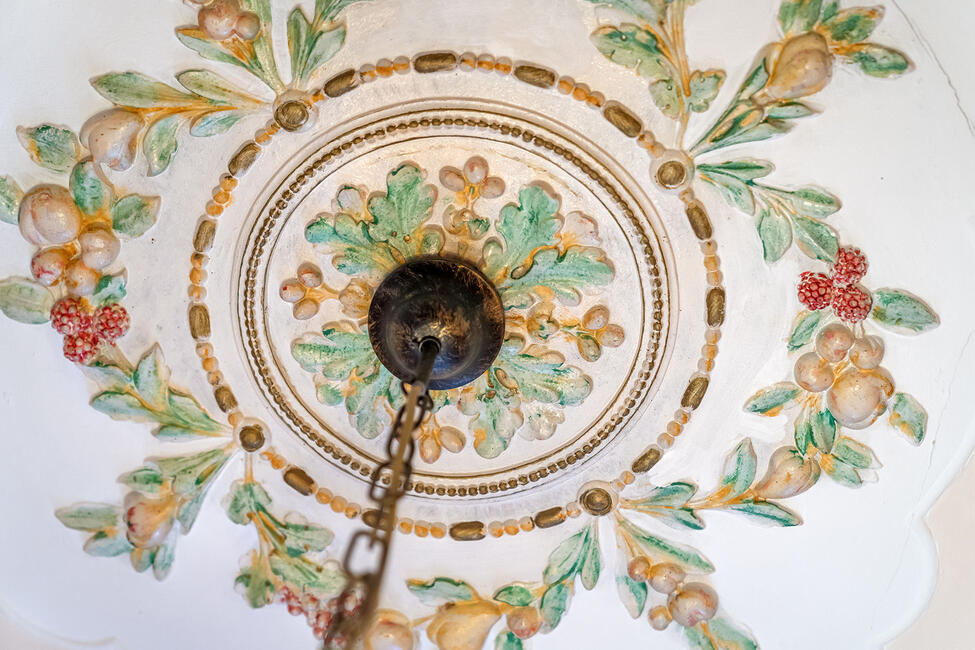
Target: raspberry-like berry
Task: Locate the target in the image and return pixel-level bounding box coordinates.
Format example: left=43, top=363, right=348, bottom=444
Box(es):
left=63, top=330, right=101, bottom=364
left=94, top=303, right=130, bottom=342
left=832, top=285, right=873, bottom=323
left=831, top=246, right=868, bottom=288
left=797, top=272, right=833, bottom=311
left=50, top=298, right=93, bottom=336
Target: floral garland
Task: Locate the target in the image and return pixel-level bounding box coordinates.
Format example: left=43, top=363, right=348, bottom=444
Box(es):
left=0, top=1, right=940, bottom=649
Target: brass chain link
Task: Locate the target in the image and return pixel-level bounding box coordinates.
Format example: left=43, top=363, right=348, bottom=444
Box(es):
left=322, top=339, right=440, bottom=649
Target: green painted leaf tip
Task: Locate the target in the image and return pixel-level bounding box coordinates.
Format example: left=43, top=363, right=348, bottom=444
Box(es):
left=407, top=577, right=477, bottom=606
left=0, top=176, right=24, bottom=225
left=112, top=194, right=160, bottom=237
left=0, top=277, right=55, bottom=324
left=17, top=124, right=82, bottom=173
left=871, top=289, right=939, bottom=334
left=889, top=392, right=927, bottom=445
left=493, top=585, right=535, bottom=607
left=743, top=382, right=801, bottom=415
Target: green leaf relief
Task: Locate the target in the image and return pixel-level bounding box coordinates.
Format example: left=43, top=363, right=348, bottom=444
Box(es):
left=619, top=518, right=715, bottom=572
left=143, top=115, right=181, bottom=177
left=822, top=7, right=881, bottom=45
left=494, top=630, right=525, bottom=650
left=743, top=382, right=801, bottom=415
left=292, top=326, right=377, bottom=380
left=486, top=184, right=561, bottom=280
left=493, top=584, right=535, bottom=607
left=871, top=289, right=939, bottom=334
left=176, top=69, right=263, bottom=104
left=686, top=616, right=759, bottom=650
left=726, top=501, right=802, bottom=527
left=17, top=124, right=81, bottom=173
left=55, top=503, right=120, bottom=531
left=83, top=530, right=134, bottom=558
left=889, top=393, right=927, bottom=445
left=92, top=72, right=195, bottom=108
left=590, top=24, right=670, bottom=81
left=543, top=526, right=590, bottom=584
left=720, top=439, right=757, bottom=498
left=832, top=436, right=880, bottom=469
left=846, top=43, right=911, bottom=78
left=758, top=208, right=792, bottom=262
left=788, top=310, right=825, bottom=351
left=822, top=454, right=863, bottom=488
left=91, top=273, right=127, bottom=307
left=305, top=211, right=399, bottom=280
left=540, top=582, right=570, bottom=628
left=500, top=247, right=613, bottom=309
left=120, top=467, right=165, bottom=495
left=367, top=163, right=437, bottom=259
left=791, top=213, right=838, bottom=262
left=70, top=161, right=113, bottom=215
left=778, top=0, right=824, bottom=36
left=112, top=194, right=160, bottom=237
left=809, top=408, right=837, bottom=453
left=407, top=577, right=477, bottom=606
left=688, top=69, right=726, bottom=112
left=0, top=277, right=54, bottom=324
left=0, top=176, right=22, bottom=225
left=616, top=574, right=648, bottom=618
left=650, top=78, right=682, bottom=120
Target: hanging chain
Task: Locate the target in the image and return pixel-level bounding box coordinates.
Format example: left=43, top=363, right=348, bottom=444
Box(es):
left=322, top=338, right=440, bottom=649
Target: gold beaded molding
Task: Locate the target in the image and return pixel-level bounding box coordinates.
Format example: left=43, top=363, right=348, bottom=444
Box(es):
left=184, top=51, right=726, bottom=539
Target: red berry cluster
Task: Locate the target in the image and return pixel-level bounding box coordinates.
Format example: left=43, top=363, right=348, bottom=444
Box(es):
left=50, top=298, right=130, bottom=364
left=277, top=586, right=363, bottom=645
left=797, top=247, right=872, bottom=323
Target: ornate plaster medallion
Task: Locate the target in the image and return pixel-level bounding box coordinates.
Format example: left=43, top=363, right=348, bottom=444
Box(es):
left=0, top=1, right=971, bottom=649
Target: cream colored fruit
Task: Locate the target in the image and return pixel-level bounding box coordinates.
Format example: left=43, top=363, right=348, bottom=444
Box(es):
left=365, top=610, right=414, bottom=650
left=648, top=563, right=685, bottom=594
left=849, top=335, right=885, bottom=369
left=426, top=601, right=501, bottom=650
left=648, top=605, right=672, bottom=631
left=199, top=0, right=241, bottom=40
left=79, top=224, right=121, bottom=270
left=815, top=323, right=854, bottom=362
left=668, top=583, right=719, bottom=628
left=19, top=185, right=82, bottom=245
left=65, top=260, right=99, bottom=296
left=234, top=11, right=260, bottom=40
left=754, top=32, right=833, bottom=105
left=827, top=367, right=894, bottom=428
left=123, top=492, right=176, bottom=548
left=506, top=606, right=542, bottom=640
left=438, top=427, right=466, bottom=453
left=81, top=109, right=145, bottom=171
left=794, top=351, right=833, bottom=392
left=30, top=248, right=71, bottom=286
left=754, top=446, right=821, bottom=498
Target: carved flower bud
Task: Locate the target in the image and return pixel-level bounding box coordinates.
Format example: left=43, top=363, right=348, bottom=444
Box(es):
left=668, top=583, right=718, bottom=628
left=19, top=185, right=82, bottom=246
left=753, top=32, right=833, bottom=106
left=81, top=109, right=145, bottom=172
left=123, top=491, right=176, bottom=548
left=754, top=447, right=821, bottom=499
left=426, top=601, right=501, bottom=650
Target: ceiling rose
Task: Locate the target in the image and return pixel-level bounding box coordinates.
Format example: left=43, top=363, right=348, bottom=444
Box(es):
left=0, top=1, right=972, bottom=649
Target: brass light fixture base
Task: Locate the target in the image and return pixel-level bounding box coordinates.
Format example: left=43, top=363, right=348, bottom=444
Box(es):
left=367, top=256, right=505, bottom=390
